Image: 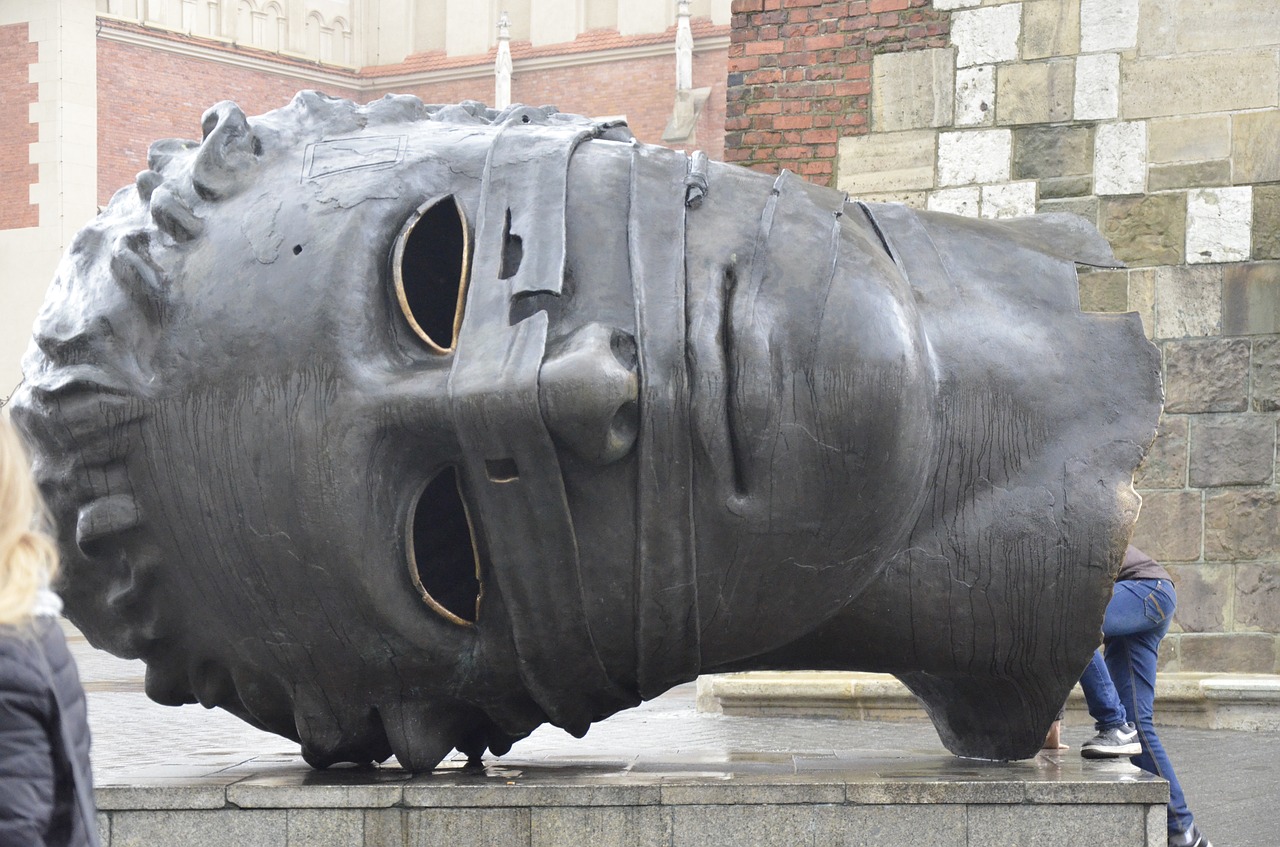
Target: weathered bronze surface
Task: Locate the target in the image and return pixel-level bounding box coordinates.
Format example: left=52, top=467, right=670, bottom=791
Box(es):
left=9, top=93, right=1161, bottom=769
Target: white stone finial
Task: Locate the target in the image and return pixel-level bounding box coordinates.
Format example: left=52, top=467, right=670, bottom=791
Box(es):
left=495, top=11, right=513, bottom=109
left=675, top=0, right=693, bottom=92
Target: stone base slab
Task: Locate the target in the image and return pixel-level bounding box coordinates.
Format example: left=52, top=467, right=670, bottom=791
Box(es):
left=697, top=671, right=1280, bottom=731
left=94, top=753, right=1167, bottom=847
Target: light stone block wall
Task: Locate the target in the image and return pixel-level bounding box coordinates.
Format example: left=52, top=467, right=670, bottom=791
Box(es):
left=0, top=0, right=98, bottom=397
left=836, top=0, right=1280, bottom=673
left=871, top=48, right=955, bottom=132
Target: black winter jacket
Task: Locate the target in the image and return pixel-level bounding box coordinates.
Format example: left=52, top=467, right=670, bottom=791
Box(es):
left=0, top=616, right=99, bottom=847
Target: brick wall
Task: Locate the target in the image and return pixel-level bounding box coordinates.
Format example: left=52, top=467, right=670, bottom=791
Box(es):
left=726, top=0, right=1280, bottom=675
left=97, top=32, right=361, bottom=204
left=0, top=23, right=39, bottom=229
left=97, top=21, right=726, bottom=204
left=725, top=0, right=949, bottom=186
left=388, top=50, right=727, bottom=161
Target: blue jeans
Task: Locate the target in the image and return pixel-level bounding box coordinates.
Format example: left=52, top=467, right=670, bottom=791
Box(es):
left=1079, top=648, right=1127, bottom=731
left=1101, top=578, right=1195, bottom=837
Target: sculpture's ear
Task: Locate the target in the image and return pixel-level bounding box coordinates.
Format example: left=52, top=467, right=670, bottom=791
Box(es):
left=985, top=212, right=1124, bottom=268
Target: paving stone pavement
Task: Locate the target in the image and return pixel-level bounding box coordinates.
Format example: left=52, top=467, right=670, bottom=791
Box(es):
left=70, top=624, right=1275, bottom=846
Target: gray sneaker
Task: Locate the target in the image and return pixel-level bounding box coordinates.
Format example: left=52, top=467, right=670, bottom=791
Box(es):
left=1168, top=823, right=1212, bottom=847
left=1080, top=722, right=1141, bottom=758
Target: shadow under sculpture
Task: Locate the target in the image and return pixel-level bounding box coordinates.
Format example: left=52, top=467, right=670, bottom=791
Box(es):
left=10, top=93, right=1162, bottom=770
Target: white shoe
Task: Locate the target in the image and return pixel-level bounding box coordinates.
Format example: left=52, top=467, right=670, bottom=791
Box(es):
left=1080, top=722, right=1141, bottom=758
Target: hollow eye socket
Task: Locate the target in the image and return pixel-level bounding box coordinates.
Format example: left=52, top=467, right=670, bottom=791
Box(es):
left=408, top=466, right=482, bottom=626
left=393, top=196, right=469, bottom=354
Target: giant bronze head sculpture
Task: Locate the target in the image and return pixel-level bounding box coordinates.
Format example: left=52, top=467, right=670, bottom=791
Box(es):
left=9, top=92, right=1161, bottom=769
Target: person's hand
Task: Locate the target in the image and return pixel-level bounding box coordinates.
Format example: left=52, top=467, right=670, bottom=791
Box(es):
left=1042, top=720, right=1069, bottom=750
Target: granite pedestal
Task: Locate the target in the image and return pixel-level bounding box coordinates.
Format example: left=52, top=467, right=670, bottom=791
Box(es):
left=79, top=625, right=1167, bottom=846
left=93, top=748, right=1167, bottom=847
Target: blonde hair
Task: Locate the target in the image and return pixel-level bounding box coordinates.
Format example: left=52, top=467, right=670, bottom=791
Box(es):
left=0, top=411, right=58, bottom=626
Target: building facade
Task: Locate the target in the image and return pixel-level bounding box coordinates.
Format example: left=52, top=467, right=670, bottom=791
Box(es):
left=3, top=0, right=1276, bottom=679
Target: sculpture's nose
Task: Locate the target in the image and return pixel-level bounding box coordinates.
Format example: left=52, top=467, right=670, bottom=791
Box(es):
left=538, top=322, right=639, bottom=465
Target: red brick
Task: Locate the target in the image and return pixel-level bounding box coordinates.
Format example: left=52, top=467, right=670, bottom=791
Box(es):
left=746, top=68, right=785, bottom=84
left=800, top=128, right=839, bottom=143
left=781, top=22, right=821, bottom=37
left=869, top=27, right=905, bottom=44
left=744, top=38, right=783, bottom=55
left=772, top=115, right=813, bottom=130
left=777, top=82, right=818, bottom=98
left=0, top=24, right=38, bottom=230
left=834, top=79, right=870, bottom=96
left=804, top=33, right=847, bottom=50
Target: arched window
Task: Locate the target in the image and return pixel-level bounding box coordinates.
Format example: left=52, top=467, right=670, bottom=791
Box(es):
left=262, top=1, right=284, bottom=51
left=332, top=17, right=352, bottom=65
left=206, top=0, right=220, bottom=36
left=236, top=0, right=255, bottom=44
left=304, top=11, right=324, bottom=59
left=143, top=0, right=181, bottom=25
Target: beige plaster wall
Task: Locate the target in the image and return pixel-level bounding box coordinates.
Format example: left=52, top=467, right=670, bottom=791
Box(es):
left=1, top=0, right=98, bottom=398
left=95, top=0, right=732, bottom=67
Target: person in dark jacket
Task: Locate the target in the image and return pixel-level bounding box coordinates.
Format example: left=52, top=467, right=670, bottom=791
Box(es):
left=0, top=413, right=99, bottom=847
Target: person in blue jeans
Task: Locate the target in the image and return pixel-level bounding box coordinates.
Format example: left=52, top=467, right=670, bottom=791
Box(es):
left=1077, top=546, right=1211, bottom=847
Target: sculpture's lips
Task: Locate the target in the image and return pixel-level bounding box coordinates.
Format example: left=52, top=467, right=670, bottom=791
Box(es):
left=24, top=366, right=130, bottom=398
left=19, top=367, right=139, bottom=434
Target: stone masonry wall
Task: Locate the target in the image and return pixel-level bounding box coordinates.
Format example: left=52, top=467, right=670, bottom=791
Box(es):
left=727, top=0, right=1280, bottom=675
left=725, top=0, right=950, bottom=186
